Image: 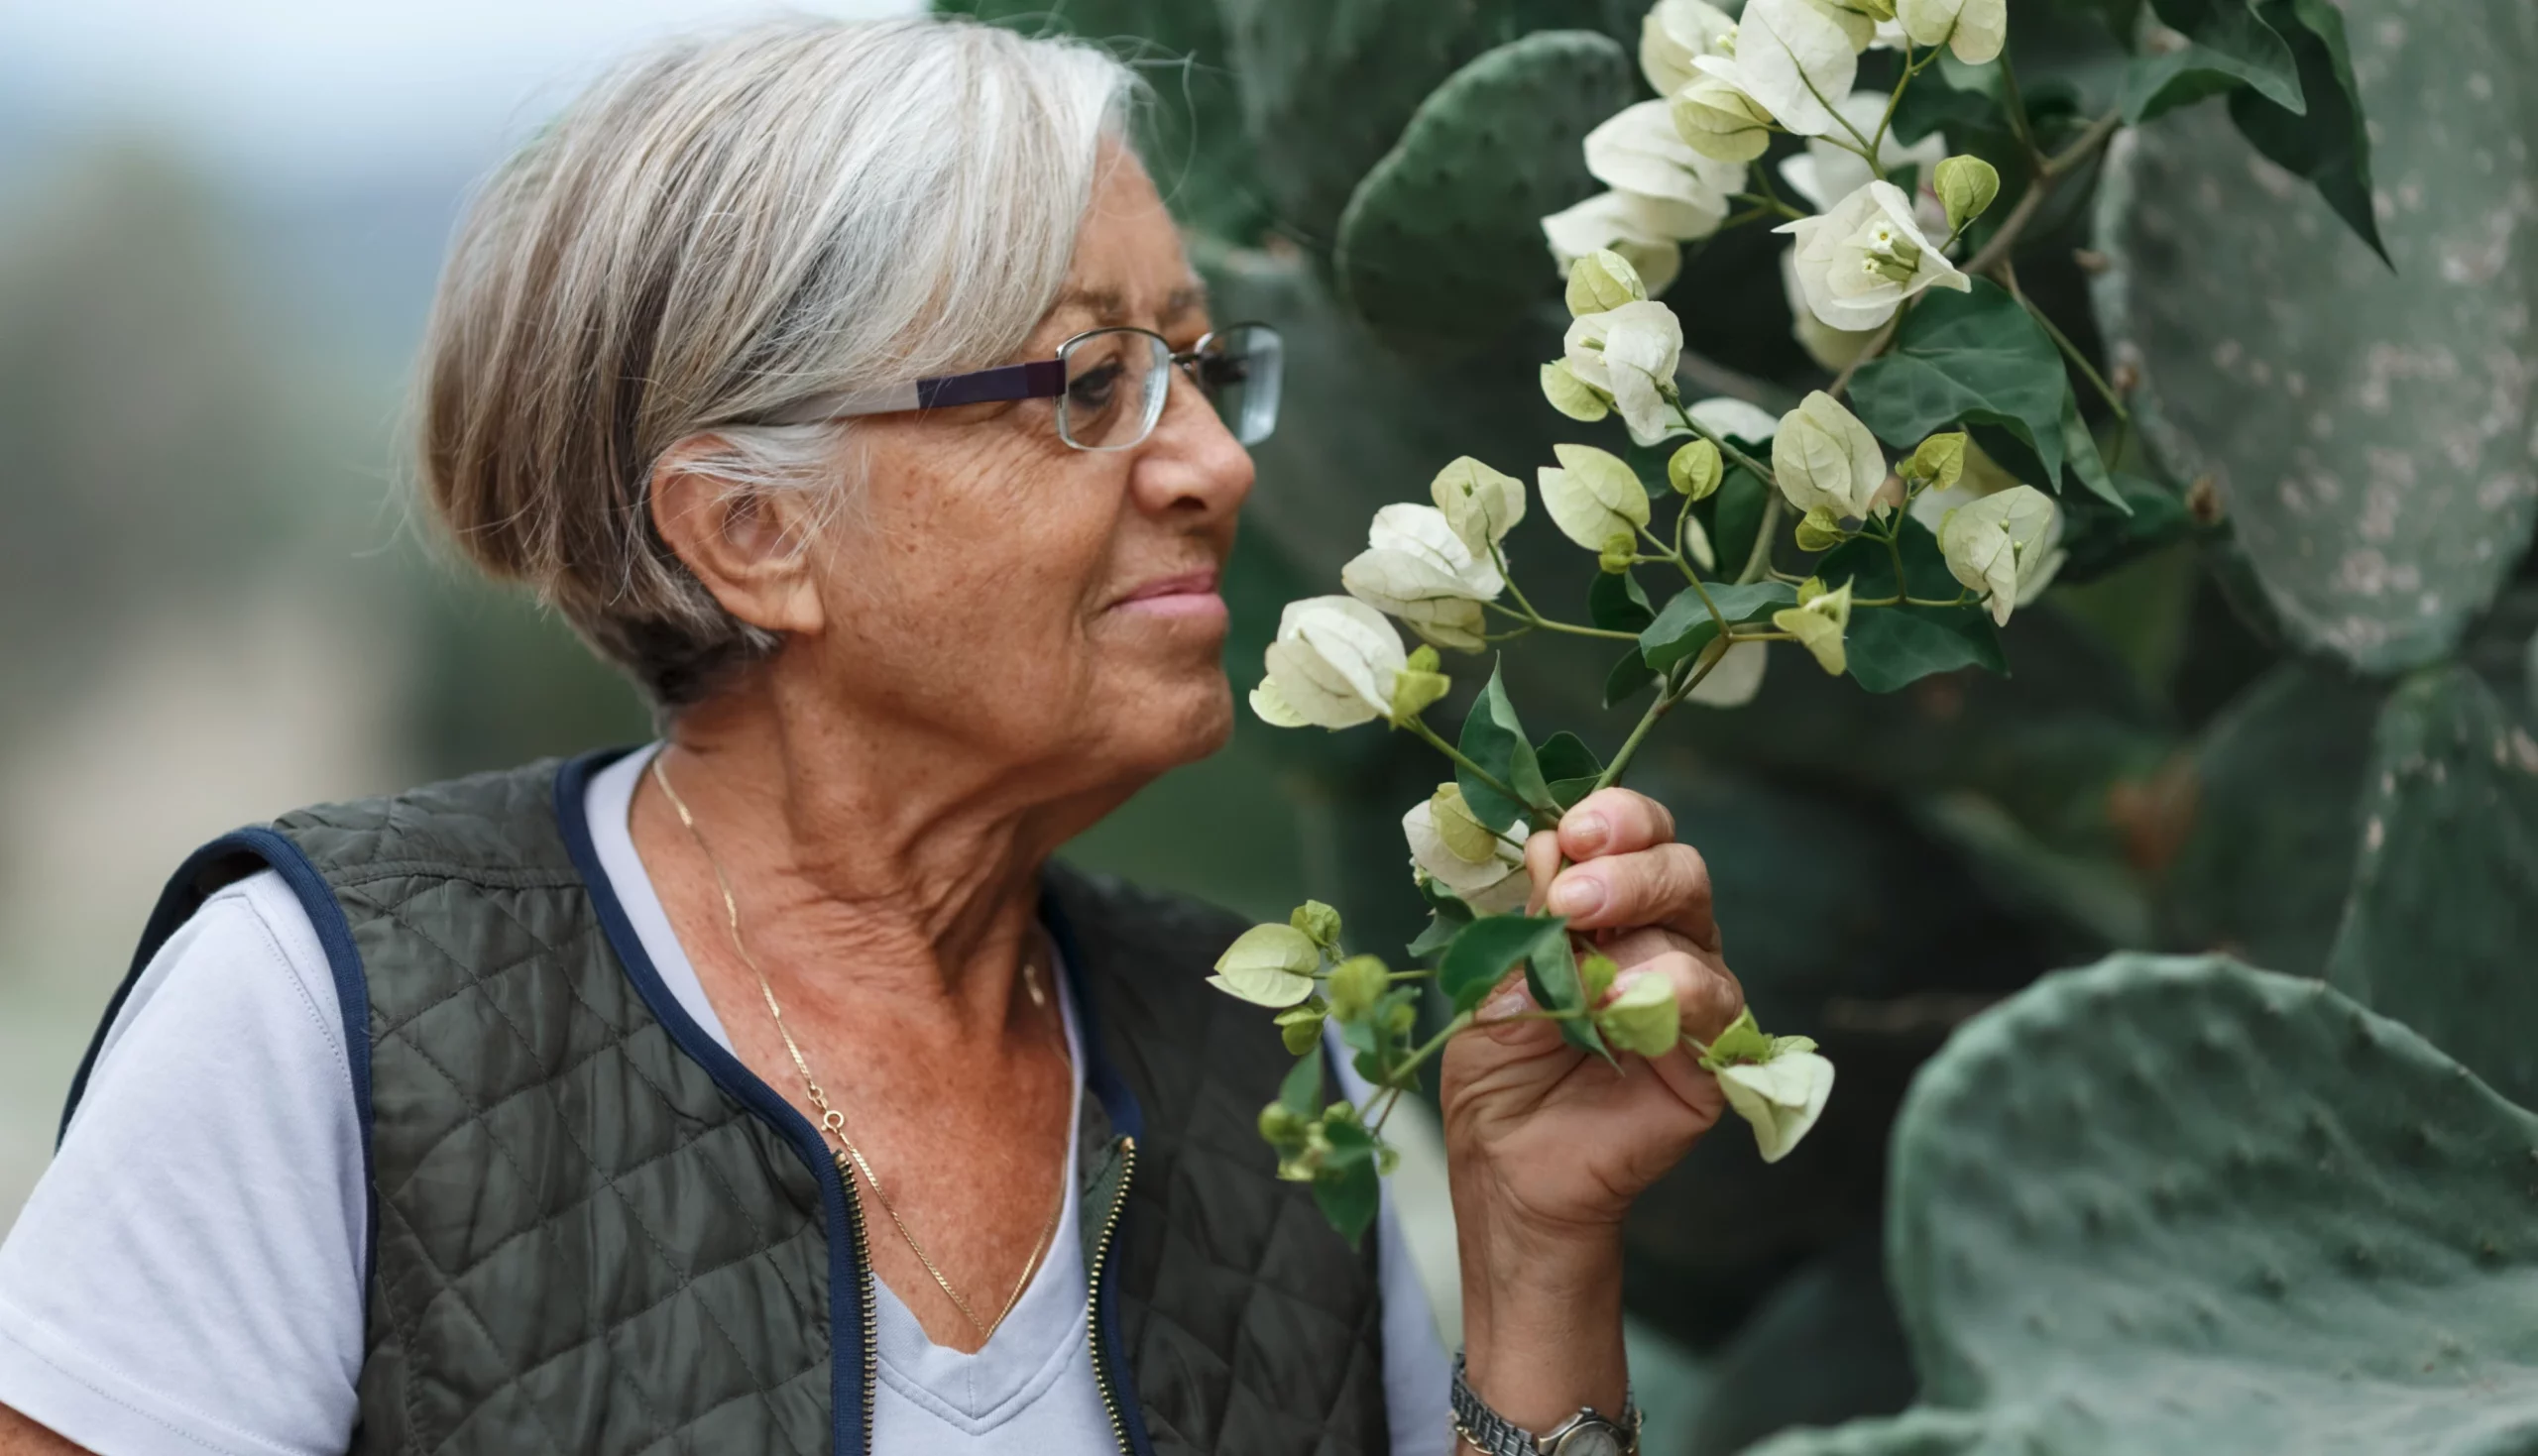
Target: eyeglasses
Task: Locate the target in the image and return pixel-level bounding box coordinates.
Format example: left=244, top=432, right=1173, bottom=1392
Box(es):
left=754, top=321, right=1283, bottom=451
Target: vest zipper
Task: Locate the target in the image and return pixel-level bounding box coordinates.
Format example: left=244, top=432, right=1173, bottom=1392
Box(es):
left=1085, top=1135, right=1138, bottom=1456
left=837, top=1156, right=880, bottom=1456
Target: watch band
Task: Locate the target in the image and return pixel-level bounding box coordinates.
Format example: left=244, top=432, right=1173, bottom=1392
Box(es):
left=1450, top=1354, right=1641, bottom=1456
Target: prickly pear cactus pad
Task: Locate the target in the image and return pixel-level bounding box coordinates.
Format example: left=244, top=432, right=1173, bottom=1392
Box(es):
left=1335, top=32, right=1631, bottom=351
left=1752, top=954, right=2538, bottom=1456
left=2327, top=665, right=2538, bottom=1108
left=2093, top=0, right=2538, bottom=673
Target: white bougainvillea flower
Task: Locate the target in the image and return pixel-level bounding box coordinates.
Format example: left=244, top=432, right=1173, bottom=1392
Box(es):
left=1565, top=248, right=1650, bottom=317
left=1671, top=63, right=1777, bottom=164
left=1778, top=178, right=1970, bottom=331
left=1717, top=1051, right=1837, bottom=1163
left=1403, top=787, right=1531, bottom=916
left=1542, top=190, right=1711, bottom=296
left=1686, top=638, right=1771, bottom=708
left=1209, top=923, right=1320, bottom=1008
left=1431, top=456, right=1528, bottom=556
left=1640, top=0, right=1739, bottom=96
left=1342, top=504, right=1505, bottom=652
left=1595, top=974, right=1683, bottom=1057
left=1772, top=578, right=1854, bottom=676
left=1899, top=0, right=2008, bottom=64
left=1780, top=90, right=1949, bottom=233
left=1937, top=483, right=2058, bottom=625
left=1723, top=0, right=1859, bottom=139
left=1780, top=248, right=1881, bottom=372
left=1687, top=394, right=1784, bottom=445
left=1583, top=102, right=1744, bottom=242
left=1540, top=443, right=1653, bottom=552
left=1563, top=299, right=1684, bottom=444
left=1772, top=390, right=1888, bottom=518
left=1250, top=596, right=1407, bottom=729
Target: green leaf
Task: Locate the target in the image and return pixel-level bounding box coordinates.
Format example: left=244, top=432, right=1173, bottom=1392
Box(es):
left=1407, top=876, right=1475, bottom=958
left=1527, top=933, right=1612, bottom=1061
left=1892, top=80, right=2007, bottom=148
left=1603, top=646, right=1658, bottom=709
left=2227, top=0, right=2388, bottom=267
left=1440, top=913, right=1568, bottom=1014
left=1312, top=1150, right=1382, bottom=1246
left=1639, top=581, right=1798, bottom=676
left=2125, top=0, right=2305, bottom=123
left=1535, top=730, right=1605, bottom=811
left=1455, top=661, right=1553, bottom=833
left=1848, top=282, right=2069, bottom=488
left=2057, top=472, right=2194, bottom=582
left=1846, top=603, right=2010, bottom=693
left=1709, top=466, right=1769, bottom=579
left=1279, top=1043, right=1325, bottom=1118
left=1588, top=569, right=1656, bottom=634
left=2058, top=386, right=2125, bottom=511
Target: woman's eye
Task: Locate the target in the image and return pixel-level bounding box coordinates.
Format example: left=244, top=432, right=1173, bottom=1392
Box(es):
left=1069, top=360, right=1124, bottom=412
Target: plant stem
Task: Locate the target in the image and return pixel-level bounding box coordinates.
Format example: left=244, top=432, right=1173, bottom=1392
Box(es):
left=1737, top=496, right=1785, bottom=586
left=1669, top=399, right=1774, bottom=486
left=1591, top=646, right=1727, bottom=794
left=2043, top=108, right=2124, bottom=179
left=1871, top=45, right=1934, bottom=156
left=1403, top=717, right=1525, bottom=806
left=1730, top=192, right=1806, bottom=223
left=2010, top=271, right=2130, bottom=422
left=1997, top=52, right=2039, bottom=166
left=1485, top=600, right=1642, bottom=641
left=1378, top=1012, right=1473, bottom=1096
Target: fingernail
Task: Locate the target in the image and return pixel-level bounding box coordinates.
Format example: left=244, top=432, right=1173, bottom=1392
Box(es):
left=1549, top=875, right=1606, bottom=917
left=1566, top=812, right=1610, bottom=853
left=1483, top=989, right=1530, bottom=1020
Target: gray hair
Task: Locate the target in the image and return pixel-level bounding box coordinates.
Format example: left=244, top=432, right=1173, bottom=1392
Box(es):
left=416, top=17, right=1138, bottom=706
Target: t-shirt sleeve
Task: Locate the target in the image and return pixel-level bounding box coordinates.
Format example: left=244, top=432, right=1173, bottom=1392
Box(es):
left=0, top=871, right=366, bottom=1456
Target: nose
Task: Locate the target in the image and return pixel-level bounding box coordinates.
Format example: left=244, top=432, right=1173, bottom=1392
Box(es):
left=1129, top=366, right=1254, bottom=520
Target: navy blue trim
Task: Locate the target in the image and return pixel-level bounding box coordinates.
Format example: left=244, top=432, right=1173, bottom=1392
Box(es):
left=1038, top=890, right=1160, bottom=1456
left=913, top=357, right=1066, bottom=410
left=553, top=748, right=870, bottom=1456
left=59, top=827, right=380, bottom=1287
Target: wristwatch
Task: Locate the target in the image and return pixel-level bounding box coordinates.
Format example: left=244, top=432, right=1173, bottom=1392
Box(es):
left=1450, top=1354, right=1641, bottom=1456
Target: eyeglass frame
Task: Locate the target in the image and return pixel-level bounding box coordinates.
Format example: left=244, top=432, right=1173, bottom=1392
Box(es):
left=746, top=321, right=1280, bottom=449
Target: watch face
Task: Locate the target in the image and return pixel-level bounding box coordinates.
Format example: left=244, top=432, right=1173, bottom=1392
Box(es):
left=1548, top=1422, right=1626, bottom=1456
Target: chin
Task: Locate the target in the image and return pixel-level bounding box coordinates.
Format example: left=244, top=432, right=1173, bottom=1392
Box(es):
left=1117, top=669, right=1235, bottom=773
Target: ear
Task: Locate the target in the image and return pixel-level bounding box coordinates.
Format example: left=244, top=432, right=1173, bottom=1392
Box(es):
left=648, top=436, right=827, bottom=639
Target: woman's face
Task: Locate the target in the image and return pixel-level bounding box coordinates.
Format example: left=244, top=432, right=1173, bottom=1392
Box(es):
left=789, top=149, right=1255, bottom=808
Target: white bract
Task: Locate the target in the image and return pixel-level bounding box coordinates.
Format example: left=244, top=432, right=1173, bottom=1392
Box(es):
left=1686, top=638, right=1770, bottom=707
left=1543, top=190, right=1711, bottom=295
left=1563, top=299, right=1685, bottom=444
left=1539, top=443, right=1654, bottom=552
left=1671, top=67, right=1776, bottom=164
left=1781, top=248, right=1881, bottom=371
left=1250, top=596, right=1409, bottom=729
left=1773, top=578, right=1854, bottom=677
left=1780, top=90, right=1949, bottom=233
left=1937, top=483, right=2060, bottom=625
left=1565, top=248, right=1649, bottom=316
left=1772, top=391, right=1889, bottom=519
left=1403, top=790, right=1531, bottom=916
left=1718, top=0, right=1859, bottom=140
left=1584, top=102, right=1744, bottom=243
left=1898, top=0, right=2008, bottom=64
left=1687, top=394, right=1784, bottom=445
left=1718, top=1052, right=1837, bottom=1163
left=1341, top=504, right=1506, bottom=652
left=1640, top=0, right=1738, bottom=96
left=1210, top=923, right=1320, bottom=1008
left=1595, top=974, right=1682, bottom=1057
left=1431, top=456, right=1528, bottom=557
left=1778, top=178, right=1970, bottom=332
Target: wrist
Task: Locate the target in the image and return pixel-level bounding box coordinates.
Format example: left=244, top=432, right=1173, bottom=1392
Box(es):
left=1454, top=1179, right=1628, bottom=1433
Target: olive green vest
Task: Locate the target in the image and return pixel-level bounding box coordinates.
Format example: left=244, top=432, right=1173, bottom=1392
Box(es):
left=75, top=753, right=1393, bottom=1455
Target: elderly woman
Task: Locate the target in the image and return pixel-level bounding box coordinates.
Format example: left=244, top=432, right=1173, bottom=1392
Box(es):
left=0, top=19, right=1743, bottom=1456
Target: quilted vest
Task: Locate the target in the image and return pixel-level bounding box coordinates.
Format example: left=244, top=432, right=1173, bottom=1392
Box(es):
left=68, top=752, right=1394, bottom=1456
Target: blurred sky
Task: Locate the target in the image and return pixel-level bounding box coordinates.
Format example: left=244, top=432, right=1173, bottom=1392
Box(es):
left=0, top=0, right=922, bottom=184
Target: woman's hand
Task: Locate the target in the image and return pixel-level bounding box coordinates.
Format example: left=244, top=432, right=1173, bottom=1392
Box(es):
left=1441, top=786, right=1744, bottom=1442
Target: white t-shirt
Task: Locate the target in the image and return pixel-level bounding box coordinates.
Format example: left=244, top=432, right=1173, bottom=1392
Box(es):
left=0, top=746, right=1451, bottom=1455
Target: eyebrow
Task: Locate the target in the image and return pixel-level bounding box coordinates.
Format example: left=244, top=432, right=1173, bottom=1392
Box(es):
left=1052, top=282, right=1211, bottom=328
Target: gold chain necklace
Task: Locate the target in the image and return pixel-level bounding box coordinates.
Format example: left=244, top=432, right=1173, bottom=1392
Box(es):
left=649, top=753, right=1066, bottom=1345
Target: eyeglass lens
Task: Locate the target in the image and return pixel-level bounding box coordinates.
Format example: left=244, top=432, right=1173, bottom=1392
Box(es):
left=1055, top=324, right=1284, bottom=451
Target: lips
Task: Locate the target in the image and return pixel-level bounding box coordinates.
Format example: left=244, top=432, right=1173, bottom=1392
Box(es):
left=1113, top=568, right=1221, bottom=608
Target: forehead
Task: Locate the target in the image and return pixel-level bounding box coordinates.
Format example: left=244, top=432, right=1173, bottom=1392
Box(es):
left=1036, top=152, right=1207, bottom=339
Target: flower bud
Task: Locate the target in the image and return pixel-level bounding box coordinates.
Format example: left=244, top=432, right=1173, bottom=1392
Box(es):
left=1772, top=579, right=1853, bottom=676
left=1598, top=531, right=1638, bottom=575
left=1258, top=1100, right=1310, bottom=1147
left=1933, top=155, right=2000, bottom=234
left=1901, top=430, right=1968, bottom=494
left=1326, top=954, right=1391, bottom=1023
left=1565, top=248, right=1649, bottom=317
left=1580, top=952, right=1620, bottom=1004
left=1210, top=923, right=1321, bottom=1007
left=1274, top=1002, right=1327, bottom=1056
left=1289, top=899, right=1342, bottom=952
left=1432, top=458, right=1529, bottom=554
left=1277, top=1124, right=1330, bottom=1181
left=1388, top=664, right=1452, bottom=726
left=1668, top=438, right=1723, bottom=500
left=1541, top=360, right=1613, bottom=423
left=1595, top=974, right=1682, bottom=1058
left=1793, top=505, right=1847, bottom=553
left=1385, top=997, right=1417, bottom=1038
